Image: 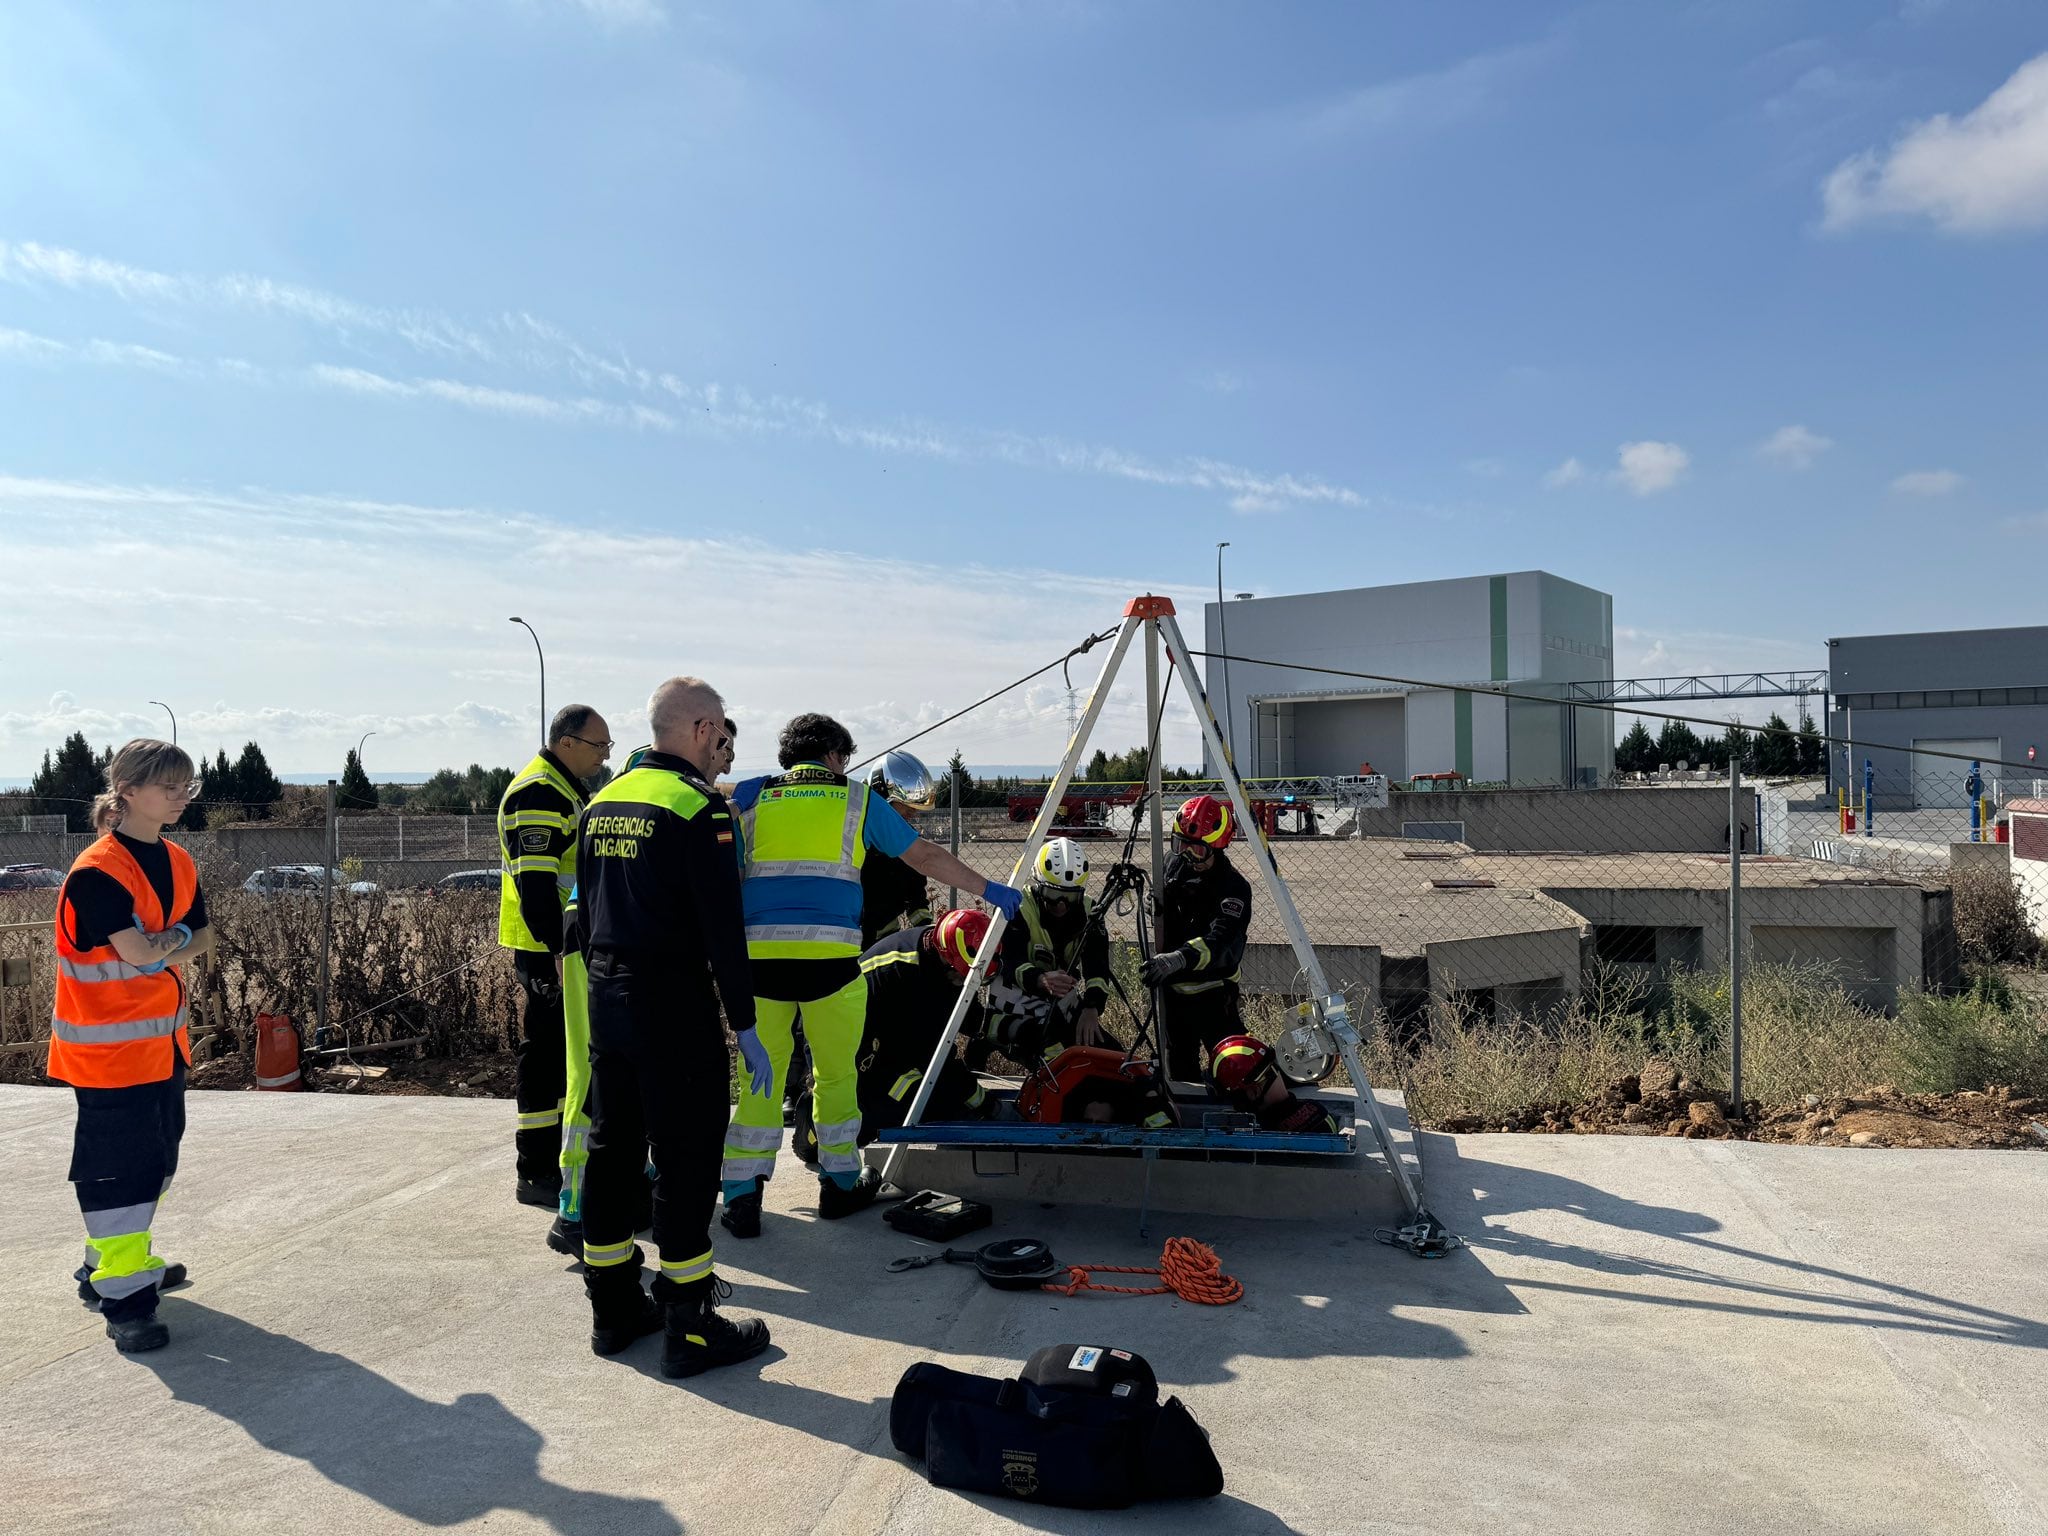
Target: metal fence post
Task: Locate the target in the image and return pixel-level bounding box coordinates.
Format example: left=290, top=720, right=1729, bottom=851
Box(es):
left=316, top=780, right=336, bottom=1051
left=947, top=761, right=961, bottom=909
left=1728, top=757, right=1744, bottom=1110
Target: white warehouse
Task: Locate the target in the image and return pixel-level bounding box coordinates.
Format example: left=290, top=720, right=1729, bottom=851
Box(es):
left=1202, top=571, right=1616, bottom=787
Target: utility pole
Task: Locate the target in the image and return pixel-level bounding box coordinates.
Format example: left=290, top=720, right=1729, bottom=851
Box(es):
left=149, top=700, right=176, bottom=745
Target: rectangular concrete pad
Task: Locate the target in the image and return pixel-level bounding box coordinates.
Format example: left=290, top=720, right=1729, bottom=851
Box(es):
left=4, top=1084, right=2044, bottom=1534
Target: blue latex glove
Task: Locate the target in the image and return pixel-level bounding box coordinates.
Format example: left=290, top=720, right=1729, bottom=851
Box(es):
left=129, top=916, right=191, bottom=975
left=736, top=1027, right=774, bottom=1099
left=982, top=880, right=1023, bottom=921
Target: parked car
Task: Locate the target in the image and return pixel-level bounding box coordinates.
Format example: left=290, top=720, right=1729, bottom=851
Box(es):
left=433, top=869, right=499, bottom=894
left=242, top=865, right=379, bottom=896
left=0, top=862, right=63, bottom=892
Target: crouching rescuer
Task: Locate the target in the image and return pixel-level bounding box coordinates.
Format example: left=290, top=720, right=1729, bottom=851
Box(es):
left=1141, top=795, right=1253, bottom=1083
left=981, top=837, right=1110, bottom=1068
left=497, top=703, right=611, bottom=1209
left=722, top=714, right=1022, bottom=1235
left=795, top=909, right=997, bottom=1166
left=574, top=677, right=772, bottom=1377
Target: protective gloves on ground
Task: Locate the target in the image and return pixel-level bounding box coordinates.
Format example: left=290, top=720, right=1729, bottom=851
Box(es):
left=1140, top=949, right=1191, bottom=986
left=736, top=1026, right=775, bottom=1098
left=982, top=881, right=1024, bottom=922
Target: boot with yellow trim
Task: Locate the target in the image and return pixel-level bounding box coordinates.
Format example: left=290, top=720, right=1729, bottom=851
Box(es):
left=583, top=1243, right=663, bottom=1357
left=660, top=1275, right=770, bottom=1379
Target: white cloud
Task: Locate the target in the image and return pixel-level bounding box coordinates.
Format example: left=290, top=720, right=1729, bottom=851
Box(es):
left=1613, top=441, right=1690, bottom=496
left=0, top=239, right=1363, bottom=514
left=1759, top=424, right=1833, bottom=470
left=1822, top=52, right=2048, bottom=233
left=0, top=474, right=1208, bottom=777
left=1286, top=43, right=1555, bottom=141
left=1891, top=468, right=1964, bottom=496
left=1543, top=456, right=1585, bottom=488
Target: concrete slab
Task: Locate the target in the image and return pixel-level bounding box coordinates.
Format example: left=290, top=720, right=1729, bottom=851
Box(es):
left=5, top=1084, right=2045, bottom=1535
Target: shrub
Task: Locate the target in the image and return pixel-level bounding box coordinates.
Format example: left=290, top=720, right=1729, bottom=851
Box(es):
left=1950, top=866, right=2041, bottom=967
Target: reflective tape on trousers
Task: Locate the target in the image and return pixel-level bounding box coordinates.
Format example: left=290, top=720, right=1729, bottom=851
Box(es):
left=49, top=1010, right=185, bottom=1045
left=725, top=1123, right=782, bottom=1151
left=744, top=923, right=863, bottom=948
left=814, top=1116, right=861, bottom=1148
left=721, top=1157, right=773, bottom=1182
left=82, top=1201, right=157, bottom=1240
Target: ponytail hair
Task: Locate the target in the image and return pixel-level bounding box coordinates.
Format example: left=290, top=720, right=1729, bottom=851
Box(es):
left=92, top=739, right=197, bottom=833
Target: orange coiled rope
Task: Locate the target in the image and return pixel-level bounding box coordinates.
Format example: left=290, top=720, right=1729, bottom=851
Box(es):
left=1041, top=1236, right=1243, bottom=1305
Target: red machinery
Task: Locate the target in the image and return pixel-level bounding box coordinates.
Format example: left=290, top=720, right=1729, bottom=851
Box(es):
left=1018, top=1046, right=1176, bottom=1128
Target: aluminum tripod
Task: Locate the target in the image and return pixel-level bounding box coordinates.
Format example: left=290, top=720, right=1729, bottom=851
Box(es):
left=879, top=595, right=1452, bottom=1252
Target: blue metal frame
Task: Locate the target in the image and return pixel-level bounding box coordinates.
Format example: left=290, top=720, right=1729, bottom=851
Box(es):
left=871, top=1100, right=1356, bottom=1157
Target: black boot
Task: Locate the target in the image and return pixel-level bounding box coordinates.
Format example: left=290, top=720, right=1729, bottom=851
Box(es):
left=719, top=1182, right=763, bottom=1240
left=515, top=1175, right=563, bottom=1210
left=661, top=1276, right=770, bottom=1379
left=105, top=1312, right=170, bottom=1353
left=547, top=1217, right=583, bottom=1260
left=77, top=1262, right=187, bottom=1308
left=585, top=1248, right=663, bottom=1357
left=817, top=1165, right=883, bottom=1220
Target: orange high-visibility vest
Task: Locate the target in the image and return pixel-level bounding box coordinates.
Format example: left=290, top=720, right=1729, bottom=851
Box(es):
left=48, top=834, right=198, bottom=1089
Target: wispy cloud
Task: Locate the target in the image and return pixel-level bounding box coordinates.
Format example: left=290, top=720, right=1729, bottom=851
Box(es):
left=1543, top=456, right=1585, bottom=489
left=1281, top=41, right=1556, bottom=142
left=1759, top=423, right=1833, bottom=470
left=0, top=238, right=1365, bottom=513
left=1891, top=468, right=1964, bottom=496
left=0, top=474, right=1208, bottom=774
left=1822, top=52, right=2048, bottom=233
left=1614, top=441, right=1689, bottom=496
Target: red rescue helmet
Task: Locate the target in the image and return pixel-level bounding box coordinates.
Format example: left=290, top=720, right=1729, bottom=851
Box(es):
left=1173, top=793, right=1234, bottom=848
left=1208, top=1035, right=1275, bottom=1097
left=933, top=908, right=992, bottom=977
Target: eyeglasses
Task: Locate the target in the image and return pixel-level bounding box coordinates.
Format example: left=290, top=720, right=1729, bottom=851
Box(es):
left=148, top=780, right=201, bottom=800
left=695, top=718, right=737, bottom=752
left=567, top=734, right=615, bottom=754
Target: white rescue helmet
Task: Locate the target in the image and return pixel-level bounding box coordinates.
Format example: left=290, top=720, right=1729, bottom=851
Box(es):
left=1033, top=836, right=1090, bottom=891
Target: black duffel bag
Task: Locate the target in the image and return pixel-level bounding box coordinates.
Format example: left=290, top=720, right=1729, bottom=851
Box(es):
left=889, top=1347, right=1222, bottom=1507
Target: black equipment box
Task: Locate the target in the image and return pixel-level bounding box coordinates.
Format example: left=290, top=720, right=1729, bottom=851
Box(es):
left=883, top=1189, right=993, bottom=1242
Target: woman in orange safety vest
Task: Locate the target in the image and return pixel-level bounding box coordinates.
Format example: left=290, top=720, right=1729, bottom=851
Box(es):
left=50, top=739, right=215, bottom=1354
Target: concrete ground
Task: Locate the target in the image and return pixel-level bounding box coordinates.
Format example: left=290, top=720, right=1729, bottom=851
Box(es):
left=5, top=1084, right=2045, bottom=1536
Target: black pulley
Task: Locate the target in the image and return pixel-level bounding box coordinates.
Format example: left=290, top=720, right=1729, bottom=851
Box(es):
left=889, top=1236, right=1062, bottom=1290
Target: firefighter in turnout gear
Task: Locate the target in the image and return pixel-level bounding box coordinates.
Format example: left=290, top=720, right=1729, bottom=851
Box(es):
left=983, top=837, right=1110, bottom=1068
left=574, top=677, right=771, bottom=1378
left=1141, top=795, right=1254, bottom=1083
left=794, top=910, right=996, bottom=1165
left=497, top=704, right=611, bottom=1208
left=49, top=740, right=215, bottom=1354
left=722, top=714, right=1021, bottom=1235
left=859, top=768, right=933, bottom=948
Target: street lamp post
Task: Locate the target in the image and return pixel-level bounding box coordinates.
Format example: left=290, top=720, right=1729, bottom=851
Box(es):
left=149, top=700, right=176, bottom=746
left=356, top=730, right=377, bottom=774
left=509, top=617, right=546, bottom=745
left=1215, top=542, right=1232, bottom=771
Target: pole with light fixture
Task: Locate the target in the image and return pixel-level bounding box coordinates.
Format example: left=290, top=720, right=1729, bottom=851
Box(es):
left=509, top=617, right=546, bottom=745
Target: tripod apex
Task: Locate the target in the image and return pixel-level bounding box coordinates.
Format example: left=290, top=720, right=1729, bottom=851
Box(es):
left=1123, top=594, right=1177, bottom=618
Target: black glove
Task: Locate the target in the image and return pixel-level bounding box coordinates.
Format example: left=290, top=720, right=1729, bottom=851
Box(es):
left=1140, top=949, right=1190, bottom=986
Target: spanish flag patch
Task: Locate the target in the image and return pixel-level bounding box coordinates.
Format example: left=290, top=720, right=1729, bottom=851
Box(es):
left=716, top=830, right=734, bottom=845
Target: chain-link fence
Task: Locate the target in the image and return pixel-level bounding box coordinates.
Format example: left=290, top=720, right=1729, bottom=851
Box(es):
left=4, top=721, right=2046, bottom=1122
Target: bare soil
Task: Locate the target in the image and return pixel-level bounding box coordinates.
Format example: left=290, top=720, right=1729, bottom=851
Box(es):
left=185, top=1044, right=517, bottom=1098
left=1430, top=1059, right=2048, bottom=1150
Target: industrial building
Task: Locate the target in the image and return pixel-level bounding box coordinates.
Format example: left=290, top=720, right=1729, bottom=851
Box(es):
left=1201, top=571, right=1615, bottom=788
left=1828, top=627, right=2048, bottom=807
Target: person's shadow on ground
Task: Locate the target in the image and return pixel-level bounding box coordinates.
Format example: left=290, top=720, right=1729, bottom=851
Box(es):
left=132, top=1302, right=682, bottom=1535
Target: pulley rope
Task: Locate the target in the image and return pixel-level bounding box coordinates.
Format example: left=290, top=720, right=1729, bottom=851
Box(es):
left=1041, top=1236, right=1243, bottom=1305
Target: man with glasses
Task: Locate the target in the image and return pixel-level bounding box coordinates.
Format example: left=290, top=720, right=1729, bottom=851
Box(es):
left=573, top=677, right=771, bottom=1376
left=498, top=703, right=612, bottom=1208
left=720, top=713, right=1022, bottom=1234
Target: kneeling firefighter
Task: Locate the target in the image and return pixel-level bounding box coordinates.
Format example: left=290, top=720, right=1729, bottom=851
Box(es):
left=1140, top=796, right=1254, bottom=1083
left=980, top=837, right=1110, bottom=1069
left=795, top=909, right=997, bottom=1166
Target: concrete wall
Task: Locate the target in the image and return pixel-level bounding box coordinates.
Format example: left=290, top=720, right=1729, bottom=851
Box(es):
left=1350, top=784, right=1756, bottom=853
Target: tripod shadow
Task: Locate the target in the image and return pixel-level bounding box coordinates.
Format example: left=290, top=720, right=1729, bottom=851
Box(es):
left=134, top=1302, right=683, bottom=1535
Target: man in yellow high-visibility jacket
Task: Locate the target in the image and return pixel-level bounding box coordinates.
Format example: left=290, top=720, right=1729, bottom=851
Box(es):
left=497, top=704, right=611, bottom=1208
left=720, top=714, right=1020, bottom=1234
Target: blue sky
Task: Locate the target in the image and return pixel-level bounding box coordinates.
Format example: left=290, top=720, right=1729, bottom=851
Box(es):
left=2, top=1, right=2045, bottom=777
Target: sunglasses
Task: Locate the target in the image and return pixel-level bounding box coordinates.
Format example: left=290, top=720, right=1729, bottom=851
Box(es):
left=697, top=718, right=737, bottom=752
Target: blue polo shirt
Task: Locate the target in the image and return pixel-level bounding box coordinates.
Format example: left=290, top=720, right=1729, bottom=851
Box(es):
left=730, top=768, right=918, bottom=952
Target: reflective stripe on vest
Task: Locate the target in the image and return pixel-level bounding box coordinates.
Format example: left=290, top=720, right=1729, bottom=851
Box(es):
left=989, top=892, right=1092, bottom=1016
left=745, top=922, right=864, bottom=948
left=48, top=833, right=197, bottom=1089
left=497, top=751, right=585, bottom=953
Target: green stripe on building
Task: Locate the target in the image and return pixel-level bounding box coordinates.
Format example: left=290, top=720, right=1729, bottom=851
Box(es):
left=1454, top=690, right=1474, bottom=780
left=1489, top=575, right=1509, bottom=681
